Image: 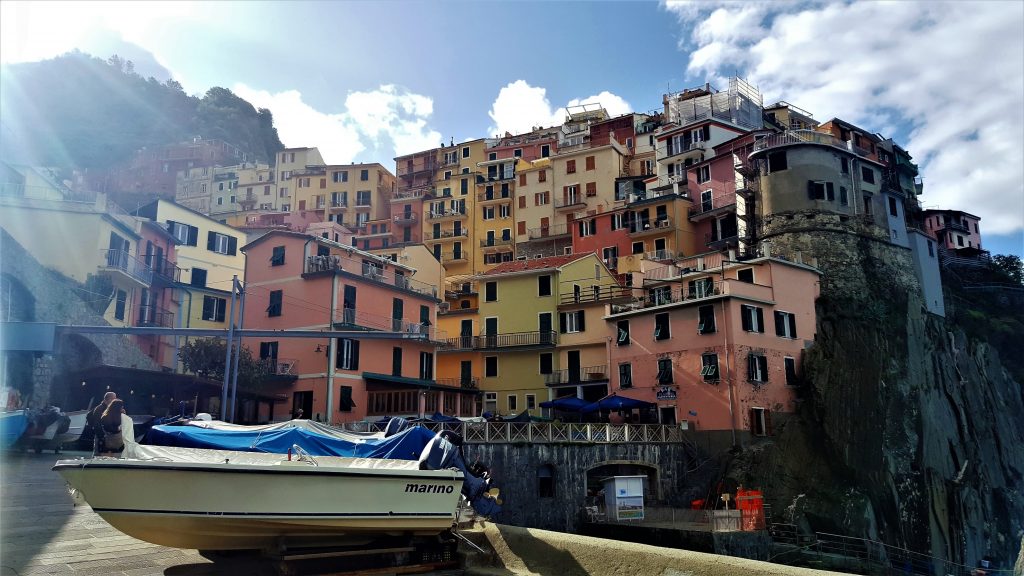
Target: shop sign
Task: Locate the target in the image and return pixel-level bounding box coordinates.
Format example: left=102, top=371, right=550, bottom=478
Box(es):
left=656, top=386, right=677, bottom=401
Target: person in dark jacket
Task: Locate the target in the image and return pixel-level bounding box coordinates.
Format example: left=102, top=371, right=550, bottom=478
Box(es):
left=86, top=392, right=116, bottom=456
left=99, top=399, right=126, bottom=455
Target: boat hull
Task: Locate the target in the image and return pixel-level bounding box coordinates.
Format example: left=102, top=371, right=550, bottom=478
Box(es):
left=54, top=456, right=463, bottom=550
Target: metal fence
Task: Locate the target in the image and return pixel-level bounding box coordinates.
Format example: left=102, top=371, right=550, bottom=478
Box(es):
left=337, top=421, right=684, bottom=444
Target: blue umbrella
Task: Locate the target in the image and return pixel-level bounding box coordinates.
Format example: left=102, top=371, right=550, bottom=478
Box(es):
left=539, top=396, right=590, bottom=412
left=580, top=394, right=656, bottom=414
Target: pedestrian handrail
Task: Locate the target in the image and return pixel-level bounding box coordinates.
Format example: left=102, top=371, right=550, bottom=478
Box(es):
left=336, top=421, right=684, bottom=444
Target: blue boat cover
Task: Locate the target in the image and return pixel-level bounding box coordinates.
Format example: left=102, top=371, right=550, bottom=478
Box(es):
left=144, top=423, right=437, bottom=460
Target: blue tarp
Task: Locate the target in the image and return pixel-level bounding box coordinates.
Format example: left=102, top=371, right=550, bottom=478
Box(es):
left=580, top=394, right=656, bottom=414
left=539, top=396, right=589, bottom=412
left=144, top=423, right=437, bottom=460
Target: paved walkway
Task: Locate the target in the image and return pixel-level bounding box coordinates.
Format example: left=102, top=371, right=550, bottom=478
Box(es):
left=0, top=451, right=277, bottom=576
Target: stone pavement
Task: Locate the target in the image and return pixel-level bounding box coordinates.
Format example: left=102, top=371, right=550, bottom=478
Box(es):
left=0, top=451, right=277, bottom=576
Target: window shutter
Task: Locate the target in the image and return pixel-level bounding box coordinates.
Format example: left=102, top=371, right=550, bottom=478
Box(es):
left=187, top=226, right=198, bottom=246
left=577, top=311, right=585, bottom=331
left=747, top=354, right=755, bottom=381
left=558, top=312, right=568, bottom=334
left=759, top=356, right=768, bottom=380
left=518, top=196, right=526, bottom=209
left=775, top=311, right=785, bottom=336
left=826, top=182, right=835, bottom=201
left=741, top=307, right=752, bottom=331
left=807, top=181, right=816, bottom=200
left=202, top=296, right=212, bottom=320
left=228, top=236, right=238, bottom=255
left=216, top=299, right=226, bottom=322
left=756, top=308, right=764, bottom=332
left=788, top=314, right=798, bottom=338
left=207, top=231, right=217, bottom=250
left=765, top=410, right=773, bottom=436
left=703, top=125, right=711, bottom=141
left=351, top=339, right=360, bottom=370
left=749, top=408, right=757, bottom=433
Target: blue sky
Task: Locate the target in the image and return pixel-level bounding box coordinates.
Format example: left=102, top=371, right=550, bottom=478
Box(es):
left=2, top=1, right=1022, bottom=256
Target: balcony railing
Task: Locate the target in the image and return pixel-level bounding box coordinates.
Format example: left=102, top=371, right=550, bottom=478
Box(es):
left=392, top=213, right=418, bottom=226
left=303, top=256, right=439, bottom=298
left=555, top=196, right=586, bottom=210
left=544, top=365, right=609, bottom=385
left=705, top=233, right=739, bottom=248
left=334, top=307, right=444, bottom=340
left=424, top=230, right=469, bottom=241
left=645, top=250, right=674, bottom=262
left=558, top=285, right=631, bottom=305
left=444, top=280, right=477, bottom=296
left=479, top=237, right=513, bottom=248
left=330, top=198, right=348, bottom=208
left=439, top=330, right=557, bottom=351
left=477, top=190, right=512, bottom=203
left=628, top=217, right=673, bottom=236
left=527, top=223, right=570, bottom=240
left=426, top=209, right=466, bottom=221
left=657, top=140, right=706, bottom=160
left=751, top=129, right=861, bottom=157
left=434, top=377, right=479, bottom=390
left=99, top=249, right=153, bottom=285
left=689, top=196, right=737, bottom=220
left=149, top=259, right=182, bottom=284
left=258, top=358, right=299, bottom=376
left=393, top=185, right=434, bottom=200
left=338, top=421, right=685, bottom=444
left=137, top=305, right=174, bottom=328
left=440, top=252, right=467, bottom=262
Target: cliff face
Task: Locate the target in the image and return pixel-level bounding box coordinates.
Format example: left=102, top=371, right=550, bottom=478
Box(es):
left=728, top=223, right=1024, bottom=568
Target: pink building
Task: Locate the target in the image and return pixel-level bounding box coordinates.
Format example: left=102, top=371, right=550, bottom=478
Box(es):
left=241, top=230, right=479, bottom=423
left=487, top=130, right=559, bottom=161
left=605, top=256, right=820, bottom=440
left=921, top=209, right=983, bottom=253
left=136, top=220, right=181, bottom=367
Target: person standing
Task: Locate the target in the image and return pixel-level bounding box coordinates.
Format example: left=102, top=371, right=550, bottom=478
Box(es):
left=99, top=399, right=126, bottom=455
left=87, top=392, right=116, bottom=456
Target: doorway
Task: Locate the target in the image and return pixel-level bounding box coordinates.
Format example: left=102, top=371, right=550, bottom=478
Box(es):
left=292, top=391, right=313, bottom=419
left=659, top=406, right=676, bottom=425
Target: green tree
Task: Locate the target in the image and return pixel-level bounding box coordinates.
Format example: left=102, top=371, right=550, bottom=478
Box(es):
left=991, top=254, right=1023, bottom=284
left=178, top=338, right=270, bottom=386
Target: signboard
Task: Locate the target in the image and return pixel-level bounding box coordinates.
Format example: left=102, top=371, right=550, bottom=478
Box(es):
left=656, top=386, right=677, bottom=401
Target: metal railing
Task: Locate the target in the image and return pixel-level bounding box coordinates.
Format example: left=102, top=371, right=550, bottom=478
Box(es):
left=444, top=280, right=477, bottom=296
left=136, top=305, right=174, bottom=328
left=645, top=250, right=674, bottom=262
left=393, top=185, right=434, bottom=200
left=544, top=365, right=608, bottom=385
left=330, top=198, right=348, bottom=208
left=149, top=259, right=182, bottom=283
left=705, top=233, right=739, bottom=247
left=333, top=307, right=444, bottom=340
left=338, top=421, right=684, bottom=444
left=751, top=129, right=857, bottom=156
left=440, top=252, right=467, bottom=262
left=258, top=358, right=298, bottom=376
left=100, top=249, right=153, bottom=284
left=628, top=217, right=673, bottom=235
left=688, top=196, right=737, bottom=218
left=479, top=237, right=513, bottom=248
left=610, top=280, right=724, bottom=313
left=426, top=209, right=466, bottom=220
left=392, top=213, right=417, bottom=225
left=303, top=256, right=438, bottom=298
left=586, top=506, right=754, bottom=533
left=656, top=140, right=706, bottom=160
left=439, top=330, right=557, bottom=351
left=477, top=190, right=512, bottom=202
left=434, top=377, right=479, bottom=390
left=554, top=196, right=586, bottom=209
left=424, top=230, right=469, bottom=241
left=527, top=223, right=570, bottom=240
left=558, top=285, right=631, bottom=305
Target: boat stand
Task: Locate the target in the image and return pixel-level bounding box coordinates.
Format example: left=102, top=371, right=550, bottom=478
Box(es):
left=263, top=537, right=458, bottom=576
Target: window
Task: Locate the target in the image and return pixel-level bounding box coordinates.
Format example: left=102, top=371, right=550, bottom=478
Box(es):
left=190, top=267, right=207, bottom=288
left=861, top=166, right=875, bottom=184
left=701, top=353, right=719, bottom=381
left=775, top=311, right=798, bottom=338
left=519, top=173, right=526, bottom=186
left=585, top=182, right=597, bottom=197
left=767, top=151, right=787, bottom=173
left=333, top=170, right=349, bottom=183
left=538, top=275, right=552, bottom=297
left=484, top=392, right=497, bottom=414
left=888, top=197, right=899, bottom=217
left=696, top=165, right=710, bottom=184
left=610, top=213, right=624, bottom=231
left=537, top=464, right=554, bottom=498
left=808, top=181, right=826, bottom=200
left=616, top=320, right=630, bottom=346
left=632, top=241, right=644, bottom=255
left=751, top=407, right=769, bottom=436
left=114, top=290, right=127, bottom=320
left=747, top=353, right=768, bottom=383
left=657, top=357, right=673, bottom=384
left=578, top=219, right=596, bottom=237
left=559, top=310, right=585, bottom=333
left=460, top=178, right=468, bottom=195
left=336, top=338, right=359, bottom=370
left=840, top=157, right=849, bottom=174
left=539, top=353, right=553, bottom=375
left=654, top=312, right=670, bottom=340
left=360, top=169, right=369, bottom=181
left=541, top=144, right=550, bottom=158
left=538, top=170, right=547, bottom=183
left=168, top=221, right=198, bottom=246
left=485, top=356, right=498, bottom=377
left=535, top=191, right=549, bottom=205
left=271, top=246, right=285, bottom=266
left=485, top=281, right=497, bottom=302
left=392, top=347, right=403, bottom=376
left=488, top=152, right=497, bottom=161
left=784, top=357, right=798, bottom=387
left=207, top=232, right=237, bottom=255
left=689, top=277, right=714, bottom=298
left=339, top=386, right=354, bottom=412
left=462, top=146, right=470, bottom=158
left=513, top=148, right=523, bottom=158
left=839, top=187, right=849, bottom=206
left=267, top=290, right=283, bottom=317
left=526, top=394, right=536, bottom=410
left=741, top=305, right=764, bottom=333
left=419, top=351, right=434, bottom=380
left=482, top=206, right=495, bottom=220
left=585, top=156, right=595, bottom=171
left=927, top=240, right=934, bottom=257
left=566, top=159, right=576, bottom=174
left=619, top=363, right=632, bottom=389
left=507, top=394, right=519, bottom=413
left=737, top=268, right=754, bottom=283
left=202, top=295, right=226, bottom=322
left=356, top=190, right=371, bottom=206
left=698, top=305, right=716, bottom=334
left=499, top=205, right=510, bottom=218
left=217, top=197, right=223, bottom=206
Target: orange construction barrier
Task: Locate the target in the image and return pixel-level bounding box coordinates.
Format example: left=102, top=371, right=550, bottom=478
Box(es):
left=735, top=489, right=765, bottom=531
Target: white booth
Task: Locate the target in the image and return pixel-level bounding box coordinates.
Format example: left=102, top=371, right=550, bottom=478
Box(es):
left=602, top=475, right=645, bottom=521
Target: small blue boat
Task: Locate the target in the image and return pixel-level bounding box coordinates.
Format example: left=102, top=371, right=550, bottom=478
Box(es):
left=0, top=410, right=29, bottom=449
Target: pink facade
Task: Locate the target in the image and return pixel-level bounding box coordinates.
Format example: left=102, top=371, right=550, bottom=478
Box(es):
left=605, top=258, right=819, bottom=436
left=136, top=220, right=180, bottom=368
left=488, top=134, right=558, bottom=162
left=590, top=115, right=636, bottom=148
left=241, top=231, right=477, bottom=423
left=571, top=207, right=632, bottom=269
left=921, top=209, right=983, bottom=251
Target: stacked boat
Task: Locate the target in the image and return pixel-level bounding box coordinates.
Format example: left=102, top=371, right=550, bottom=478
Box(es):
left=53, top=418, right=500, bottom=551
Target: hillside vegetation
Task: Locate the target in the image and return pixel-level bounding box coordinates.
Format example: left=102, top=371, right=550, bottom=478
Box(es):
left=0, top=51, right=284, bottom=169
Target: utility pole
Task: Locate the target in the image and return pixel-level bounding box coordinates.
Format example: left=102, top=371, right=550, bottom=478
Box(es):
left=220, top=275, right=238, bottom=421
left=229, top=278, right=246, bottom=423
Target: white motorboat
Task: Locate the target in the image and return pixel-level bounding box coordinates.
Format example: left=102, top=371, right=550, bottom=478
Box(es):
left=53, top=443, right=464, bottom=551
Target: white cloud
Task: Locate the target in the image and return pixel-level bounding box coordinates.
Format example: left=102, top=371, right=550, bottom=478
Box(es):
left=487, top=80, right=632, bottom=136
left=234, top=83, right=442, bottom=164
left=664, top=0, right=1024, bottom=235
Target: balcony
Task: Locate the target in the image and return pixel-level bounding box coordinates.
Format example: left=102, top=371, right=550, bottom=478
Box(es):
left=303, top=256, right=439, bottom=299
left=477, top=189, right=512, bottom=204
left=397, top=159, right=438, bottom=178
left=479, top=237, right=513, bottom=249
left=627, top=217, right=674, bottom=238
left=750, top=129, right=874, bottom=159
left=353, top=199, right=373, bottom=210
left=439, top=330, right=557, bottom=351
left=329, top=198, right=348, bottom=211
left=558, top=285, right=631, bottom=306
left=424, top=230, right=469, bottom=242
left=705, top=233, right=739, bottom=250
left=257, top=358, right=299, bottom=377
left=434, top=377, right=479, bottom=390
left=149, top=259, right=182, bottom=285
left=99, top=249, right=153, bottom=286
left=333, top=307, right=444, bottom=341
left=426, top=209, right=466, bottom=222
left=440, top=252, right=467, bottom=263
left=689, top=198, right=737, bottom=221
left=645, top=250, right=675, bottom=262
left=639, top=176, right=687, bottom=199
left=393, top=213, right=418, bottom=227
left=527, top=223, right=570, bottom=240
left=444, top=280, right=477, bottom=296
left=544, top=365, right=608, bottom=386
left=554, top=196, right=586, bottom=211
left=136, top=304, right=174, bottom=328
left=392, top=185, right=433, bottom=201
left=657, top=140, right=706, bottom=161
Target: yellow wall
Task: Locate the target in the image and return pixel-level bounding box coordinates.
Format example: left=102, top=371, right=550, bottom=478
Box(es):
left=152, top=201, right=245, bottom=288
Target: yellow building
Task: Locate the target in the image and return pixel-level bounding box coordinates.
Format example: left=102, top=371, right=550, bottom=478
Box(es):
left=514, top=158, right=568, bottom=259
left=473, top=156, right=517, bottom=271
left=290, top=163, right=395, bottom=232
left=276, top=147, right=326, bottom=214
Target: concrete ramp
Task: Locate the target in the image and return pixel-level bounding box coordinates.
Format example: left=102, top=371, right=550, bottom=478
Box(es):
left=464, top=523, right=845, bottom=576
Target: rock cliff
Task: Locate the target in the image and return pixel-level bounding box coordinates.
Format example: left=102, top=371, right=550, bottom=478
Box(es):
left=727, top=223, right=1024, bottom=569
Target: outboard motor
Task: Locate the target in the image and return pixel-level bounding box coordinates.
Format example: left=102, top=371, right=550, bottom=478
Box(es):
left=384, top=417, right=412, bottom=437
left=418, top=432, right=501, bottom=517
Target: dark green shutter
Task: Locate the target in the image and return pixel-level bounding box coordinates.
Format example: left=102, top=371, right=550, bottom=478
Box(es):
left=351, top=340, right=359, bottom=370
left=558, top=312, right=567, bottom=334
left=207, top=231, right=217, bottom=250
left=741, top=306, right=752, bottom=331
left=187, top=226, right=198, bottom=246
left=775, top=311, right=785, bottom=336
left=577, top=311, right=585, bottom=331
left=788, top=314, right=798, bottom=338
left=227, top=236, right=238, bottom=255
left=202, top=296, right=212, bottom=320
left=755, top=308, right=764, bottom=333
